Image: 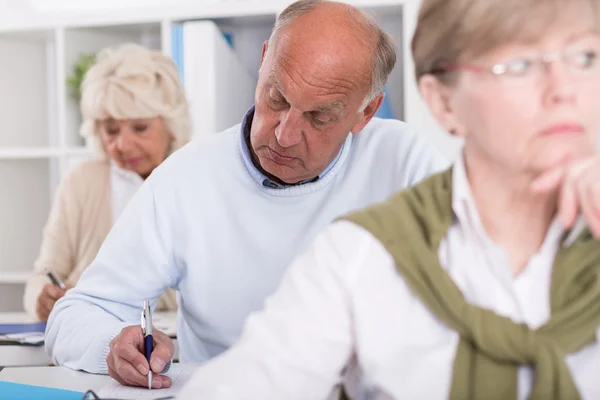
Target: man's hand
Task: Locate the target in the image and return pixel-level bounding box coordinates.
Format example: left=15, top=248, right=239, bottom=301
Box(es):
left=107, top=325, right=174, bottom=389
left=36, top=283, right=68, bottom=322
left=531, top=156, right=600, bottom=237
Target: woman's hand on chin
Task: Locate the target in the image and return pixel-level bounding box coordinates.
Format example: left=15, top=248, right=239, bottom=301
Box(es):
left=531, top=156, right=600, bottom=238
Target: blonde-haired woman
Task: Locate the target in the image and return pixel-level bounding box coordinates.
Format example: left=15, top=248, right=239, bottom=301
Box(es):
left=24, top=43, right=191, bottom=321
left=177, top=0, right=600, bottom=398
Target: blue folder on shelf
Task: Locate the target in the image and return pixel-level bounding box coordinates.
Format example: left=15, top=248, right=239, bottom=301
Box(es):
left=374, top=86, right=394, bottom=119
left=0, top=381, right=83, bottom=400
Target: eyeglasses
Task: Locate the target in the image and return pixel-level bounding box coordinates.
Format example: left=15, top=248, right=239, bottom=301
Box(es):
left=430, top=41, right=600, bottom=87
left=81, top=390, right=174, bottom=400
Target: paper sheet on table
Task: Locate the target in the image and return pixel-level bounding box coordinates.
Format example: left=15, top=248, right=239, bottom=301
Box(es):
left=97, top=363, right=198, bottom=399
left=0, top=331, right=45, bottom=345
left=0, top=322, right=46, bottom=346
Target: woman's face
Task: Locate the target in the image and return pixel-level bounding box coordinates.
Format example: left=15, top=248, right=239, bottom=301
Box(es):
left=98, top=117, right=172, bottom=179
left=427, top=6, right=600, bottom=178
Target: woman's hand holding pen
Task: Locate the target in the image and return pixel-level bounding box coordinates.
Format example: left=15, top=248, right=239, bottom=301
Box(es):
left=107, top=326, right=174, bottom=389
left=36, top=283, right=72, bottom=322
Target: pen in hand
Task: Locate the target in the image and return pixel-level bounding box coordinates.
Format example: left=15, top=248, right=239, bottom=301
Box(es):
left=142, top=300, right=153, bottom=390
left=45, top=269, right=66, bottom=291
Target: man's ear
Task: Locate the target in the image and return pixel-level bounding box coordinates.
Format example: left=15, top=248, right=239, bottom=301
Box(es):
left=418, top=74, right=464, bottom=137
left=259, top=40, right=269, bottom=70
left=350, top=92, right=384, bottom=134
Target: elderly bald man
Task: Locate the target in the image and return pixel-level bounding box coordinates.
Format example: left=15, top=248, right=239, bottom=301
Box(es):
left=45, top=0, right=446, bottom=389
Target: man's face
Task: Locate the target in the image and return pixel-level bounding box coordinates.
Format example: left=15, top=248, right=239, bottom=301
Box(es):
left=249, top=32, right=374, bottom=184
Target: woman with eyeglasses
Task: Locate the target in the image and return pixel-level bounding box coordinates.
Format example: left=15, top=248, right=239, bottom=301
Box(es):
left=176, top=0, right=600, bottom=398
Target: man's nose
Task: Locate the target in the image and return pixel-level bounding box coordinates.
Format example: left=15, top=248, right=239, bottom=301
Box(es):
left=274, top=110, right=304, bottom=148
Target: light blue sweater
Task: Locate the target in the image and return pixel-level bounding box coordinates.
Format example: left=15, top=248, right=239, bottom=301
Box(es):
left=45, top=115, right=447, bottom=373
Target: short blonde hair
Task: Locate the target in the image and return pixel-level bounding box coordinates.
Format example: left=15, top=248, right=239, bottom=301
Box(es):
left=412, top=0, right=600, bottom=84
left=80, top=43, right=191, bottom=155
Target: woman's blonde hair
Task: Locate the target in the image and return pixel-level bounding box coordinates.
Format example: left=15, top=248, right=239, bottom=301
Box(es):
left=79, top=43, right=191, bottom=155
left=411, top=0, right=600, bottom=84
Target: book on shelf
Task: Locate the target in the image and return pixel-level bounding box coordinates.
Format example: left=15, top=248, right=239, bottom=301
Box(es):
left=173, top=20, right=255, bottom=139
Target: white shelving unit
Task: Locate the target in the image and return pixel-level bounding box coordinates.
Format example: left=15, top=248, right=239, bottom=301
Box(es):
left=0, top=28, right=59, bottom=309
left=0, top=0, right=458, bottom=311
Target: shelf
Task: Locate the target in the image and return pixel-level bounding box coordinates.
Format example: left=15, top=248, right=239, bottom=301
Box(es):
left=0, top=270, right=30, bottom=284
left=0, top=160, right=50, bottom=282
left=0, top=147, right=96, bottom=159
left=0, top=35, right=54, bottom=149
left=1, top=0, right=408, bottom=32
left=65, top=147, right=94, bottom=157
left=0, top=148, right=63, bottom=159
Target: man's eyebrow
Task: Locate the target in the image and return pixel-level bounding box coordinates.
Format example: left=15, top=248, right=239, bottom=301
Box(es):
left=268, top=72, right=285, bottom=94
left=269, top=72, right=346, bottom=115
left=567, top=29, right=600, bottom=43
left=314, top=100, right=346, bottom=115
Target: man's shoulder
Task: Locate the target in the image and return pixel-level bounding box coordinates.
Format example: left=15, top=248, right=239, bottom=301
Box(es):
left=352, top=118, right=427, bottom=153
left=148, top=124, right=241, bottom=183
left=342, top=168, right=453, bottom=232
left=344, top=118, right=449, bottom=188
left=350, top=118, right=445, bottom=166
left=181, top=124, right=240, bottom=157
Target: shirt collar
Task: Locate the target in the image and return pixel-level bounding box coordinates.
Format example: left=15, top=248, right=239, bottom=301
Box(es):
left=239, top=106, right=346, bottom=189
left=109, top=160, right=144, bottom=184
left=451, top=153, right=565, bottom=252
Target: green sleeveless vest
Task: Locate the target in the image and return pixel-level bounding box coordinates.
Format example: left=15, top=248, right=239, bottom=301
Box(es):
left=341, top=168, right=600, bottom=400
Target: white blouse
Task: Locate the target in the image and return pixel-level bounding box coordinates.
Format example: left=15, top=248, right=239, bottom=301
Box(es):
left=110, top=162, right=144, bottom=223
left=177, top=156, right=600, bottom=400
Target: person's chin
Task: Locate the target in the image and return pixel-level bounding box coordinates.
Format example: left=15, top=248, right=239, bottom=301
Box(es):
left=125, top=164, right=150, bottom=177
left=260, top=159, right=298, bottom=182
left=538, top=138, right=593, bottom=164
left=532, top=150, right=590, bottom=175
left=261, top=161, right=286, bottom=176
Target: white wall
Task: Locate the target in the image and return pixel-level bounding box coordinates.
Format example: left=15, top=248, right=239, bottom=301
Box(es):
left=0, top=37, right=50, bottom=148
left=0, top=160, right=50, bottom=274
left=27, top=0, right=200, bottom=12
left=0, top=285, right=24, bottom=312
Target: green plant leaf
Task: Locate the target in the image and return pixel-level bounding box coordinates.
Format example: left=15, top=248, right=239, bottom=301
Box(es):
left=66, top=52, right=96, bottom=100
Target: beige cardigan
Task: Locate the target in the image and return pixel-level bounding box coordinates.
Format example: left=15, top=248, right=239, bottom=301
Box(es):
left=23, top=159, right=177, bottom=318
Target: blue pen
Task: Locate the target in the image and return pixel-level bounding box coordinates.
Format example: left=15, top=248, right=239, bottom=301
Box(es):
left=141, top=300, right=153, bottom=390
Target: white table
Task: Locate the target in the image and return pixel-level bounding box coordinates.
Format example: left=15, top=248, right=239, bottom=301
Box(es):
left=0, top=312, right=179, bottom=368
left=0, top=366, right=110, bottom=393
left=0, top=312, right=51, bottom=367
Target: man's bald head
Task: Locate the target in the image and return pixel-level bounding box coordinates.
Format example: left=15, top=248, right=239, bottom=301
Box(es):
left=266, top=0, right=396, bottom=108
left=249, top=0, right=396, bottom=185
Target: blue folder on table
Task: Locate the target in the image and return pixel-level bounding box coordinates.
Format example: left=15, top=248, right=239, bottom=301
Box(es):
left=0, top=381, right=83, bottom=400
left=0, top=322, right=46, bottom=346
left=0, top=322, right=46, bottom=335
